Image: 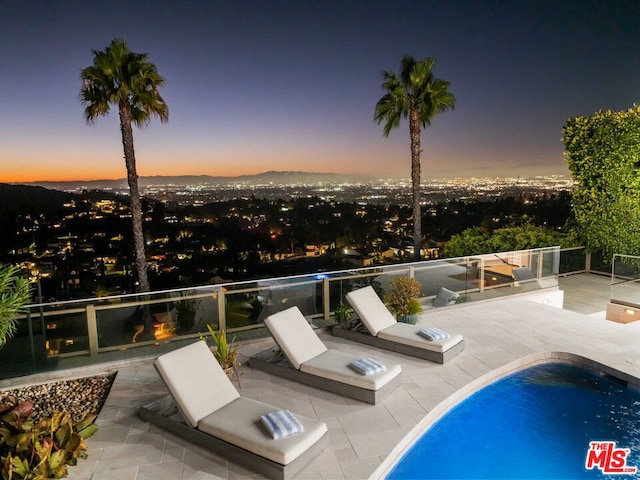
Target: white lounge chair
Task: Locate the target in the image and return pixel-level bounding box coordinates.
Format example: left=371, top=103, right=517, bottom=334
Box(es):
left=333, top=286, right=464, bottom=364
left=249, top=306, right=402, bottom=404
left=139, top=341, right=328, bottom=480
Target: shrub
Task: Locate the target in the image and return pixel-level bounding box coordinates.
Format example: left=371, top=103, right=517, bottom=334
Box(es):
left=0, top=397, right=98, bottom=479
left=384, top=277, right=422, bottom=319
left=0, top=265, right=32, bottom=348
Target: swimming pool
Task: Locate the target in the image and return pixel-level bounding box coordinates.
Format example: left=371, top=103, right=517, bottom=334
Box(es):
left=387, top=363, right=640, bottom=479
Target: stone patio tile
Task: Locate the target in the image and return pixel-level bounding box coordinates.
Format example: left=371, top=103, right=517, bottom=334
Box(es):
left=182, top=448, right=228, bottom=479
left=137, top=461, right=184, bottom=480
left=337, top=405, right=400, bottom=435
left=87, top=424, right=131, bottom=449
left=95, top=442, right=163, bottom=470
left=348, top=431, right=396, bottom=458
left=90, top=466, right=139, bottom=480
left=314, top=448, right=345, bottom=479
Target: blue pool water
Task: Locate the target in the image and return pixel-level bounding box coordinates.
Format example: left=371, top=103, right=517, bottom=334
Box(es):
left=387, top=363, right=640, bottom=479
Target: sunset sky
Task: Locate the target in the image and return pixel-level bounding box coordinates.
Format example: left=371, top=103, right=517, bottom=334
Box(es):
left=1, top=1, right=638, bottom=183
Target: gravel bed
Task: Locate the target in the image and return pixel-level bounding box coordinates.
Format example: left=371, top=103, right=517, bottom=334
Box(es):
left=0, top=373, right=116, bottom=423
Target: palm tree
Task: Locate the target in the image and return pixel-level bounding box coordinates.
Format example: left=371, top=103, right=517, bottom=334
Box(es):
left=375, top=55, right=455, bottom=260
left=80, top=39, right=168, bottom=292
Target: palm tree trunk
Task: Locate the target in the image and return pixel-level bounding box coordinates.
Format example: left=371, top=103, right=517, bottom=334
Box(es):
left=409, top=106, right=422, bottom=261
left=118, top=102, right=151, bottom=292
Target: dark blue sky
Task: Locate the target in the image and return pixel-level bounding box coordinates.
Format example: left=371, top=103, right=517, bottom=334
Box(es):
left=1, top=0, right=639, bottom=182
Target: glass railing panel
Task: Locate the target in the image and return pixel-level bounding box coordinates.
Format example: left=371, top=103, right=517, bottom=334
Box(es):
left=611, top=255, right=640, bottom=307
left=559, top=247, right=587, bottom=274
left=413, top=258, right=476, bottom=299
left=93, top=288, right=220, bottom=350
left=323, top=267, right=400, bottom=311
left=96, top=301, right=146, bottom=348
left=224, top=277, right=322, bottom=328
left=0, top=313, right=45, bottom=379
left=42, top=309, right=89, bottom=356
left=168, top=288, right=220, bottom=336
left=3, top=246, right=566, bottom=381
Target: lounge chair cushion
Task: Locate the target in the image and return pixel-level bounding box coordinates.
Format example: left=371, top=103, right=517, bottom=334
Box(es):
left=299, top=350, right=401, bottom=390
left=155, top=341, right=240, bottom=427
left=377, top=322, right=463, bottom=353
left=198, top=397, right=327, bottom=465
left=432, top=287, right=459, bottom=307
left=346, top=286, right=396, bottom=336
left=264, top=307, right=328, bottom=370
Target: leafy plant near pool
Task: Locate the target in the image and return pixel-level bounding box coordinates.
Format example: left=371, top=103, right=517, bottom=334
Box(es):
left=0, top=397, right=98, bottom=479
left=0, top=264, right=32, bottom=348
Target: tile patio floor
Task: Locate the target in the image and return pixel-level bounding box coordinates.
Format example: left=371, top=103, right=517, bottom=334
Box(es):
left=55, top=274, right=640, bottom=480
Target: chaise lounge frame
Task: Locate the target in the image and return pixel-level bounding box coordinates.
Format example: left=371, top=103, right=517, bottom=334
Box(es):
left=139, top=341, right=329, bottom=480
left=139, top=405, right=328, bottom=480
left=249, top=346, right=400, bottom=404
left=332, top=325, right=464, bottom=364
left=249, top=306, right=402, bottom=405
left=332, top=286, right=465, bottom=364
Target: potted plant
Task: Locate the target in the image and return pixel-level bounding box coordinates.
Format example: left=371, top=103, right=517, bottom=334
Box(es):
left=383, top=277, right=423, bottom=324
left=333, top=302, right=352, bottom=326
left=0, top=264, right=31, bottom=348
left=201, top=324, right=241, bottom=387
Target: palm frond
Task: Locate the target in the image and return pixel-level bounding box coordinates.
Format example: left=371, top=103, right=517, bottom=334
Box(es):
left=375, top=54, right=455, bottom=133
left=79, top=38, right=168, bottom=128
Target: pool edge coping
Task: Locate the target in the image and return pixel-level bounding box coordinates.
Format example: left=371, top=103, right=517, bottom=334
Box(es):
left=370, top=351, right=640, bottom=480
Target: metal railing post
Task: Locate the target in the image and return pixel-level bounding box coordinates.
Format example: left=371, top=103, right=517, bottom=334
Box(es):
left=217, top=289, right=226, bottom=330
left=86, top=304, right=99, bottom=358
left=323, top=277, right=330, bottom=320
left=26, top=309, right=36, bottom=366
left=537, top=251, right=543, bottom=279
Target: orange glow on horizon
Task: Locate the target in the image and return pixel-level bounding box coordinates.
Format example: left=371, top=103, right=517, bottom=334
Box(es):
left=3, top=163, right=367, bottom=184
left=2, top=149, right=398, bottom=183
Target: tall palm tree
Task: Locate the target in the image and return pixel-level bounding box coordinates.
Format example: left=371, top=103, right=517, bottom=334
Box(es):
left=80, top=39, right=168, bottom=292
left=375, top=55, right=455, bottom=260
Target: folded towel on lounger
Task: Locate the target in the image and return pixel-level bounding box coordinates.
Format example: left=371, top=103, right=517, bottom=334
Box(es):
left=261, top=410, right=304, bottom=439
left=418, top=327, right=450, bottom=341
left=349, top=358, right=386, bottom=375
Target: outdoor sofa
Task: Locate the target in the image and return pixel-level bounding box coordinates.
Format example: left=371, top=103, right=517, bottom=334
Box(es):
left=249, top=306, right=402, bottom=404
left=332, top=286, right=465, bottom=364
left=139, top=341, right=329, bottom=480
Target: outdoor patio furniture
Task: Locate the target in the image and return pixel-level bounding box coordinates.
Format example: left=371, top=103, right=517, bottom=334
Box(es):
left=333, top=286, right=464, bottom=364
left=139, top=341, right=328, bottom=480
left=249, top=306, right=402, bottom=404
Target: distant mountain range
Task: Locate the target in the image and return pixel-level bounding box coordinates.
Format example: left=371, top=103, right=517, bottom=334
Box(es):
left=0, top=183, right=74, bottom=214
left=20, top=171, right=375, bottom=191
left=0, top=183, right=124, bottom=215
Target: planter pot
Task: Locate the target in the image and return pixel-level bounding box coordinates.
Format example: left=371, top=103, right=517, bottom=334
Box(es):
left=223, top=366, right=241, bottom=388
left=399, top=313, right=418, bottom=325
